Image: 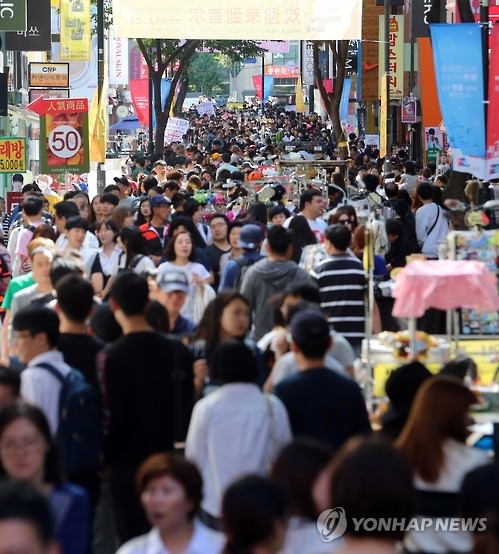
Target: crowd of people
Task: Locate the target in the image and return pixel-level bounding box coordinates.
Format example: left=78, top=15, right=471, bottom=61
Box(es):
left=0, top=106, right=497, bottom=554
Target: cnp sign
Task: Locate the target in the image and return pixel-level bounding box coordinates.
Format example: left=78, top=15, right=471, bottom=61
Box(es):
left=29, top=63, right=70, bottom=88
left=0, top=0, right=26, bottom=32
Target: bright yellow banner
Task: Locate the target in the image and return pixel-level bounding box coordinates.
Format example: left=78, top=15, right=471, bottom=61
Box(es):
left=112, top=0, right=363, bottom=40
left=295, top=77, right=305, bottom=113
left=60, top=0, right=91, bottom=61
left=378, top=14, right=404, bottom=100
left=89, top=76, right=108, bottom=163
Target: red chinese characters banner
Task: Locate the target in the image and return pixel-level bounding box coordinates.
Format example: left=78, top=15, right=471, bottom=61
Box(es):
left=487, top=23, right=499, bottom=180
left=39, top=99, right=90, bottom=174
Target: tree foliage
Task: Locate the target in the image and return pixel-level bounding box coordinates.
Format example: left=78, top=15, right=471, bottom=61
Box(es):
left=188, top=53, right=225, bottom=96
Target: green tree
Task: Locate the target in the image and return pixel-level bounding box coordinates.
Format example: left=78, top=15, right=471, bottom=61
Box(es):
left=189, top=53, right=224, bottom=96
left=313, top=40, right=349, bottom=158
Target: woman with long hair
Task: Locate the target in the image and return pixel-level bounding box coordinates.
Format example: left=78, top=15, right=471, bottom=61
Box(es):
left=158, top=231, right=211, bottom=322
left=328, top=205, right=359, bottom=232
left=96, top=219, right=122, bottom=296
left=135, top=197, right=152, bottom=227
left=397, top=377, right=489, bottom=554
left=288, top=215, right=317, bottom=263
left=116, top=453, right=223, bottom=554
left=183, top=199, right=211, bottom=247
left=165, top=216, right=211, bottom=271
left=219, top=221, right=244, bottom=276
left=118, top=226, right=155, bottom=274
left=112, top=206, right=135, bottom=233
left=0, top=403, right=91, bottom=554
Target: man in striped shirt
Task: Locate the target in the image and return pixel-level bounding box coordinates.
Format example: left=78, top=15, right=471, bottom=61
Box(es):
left=311, top=224, right=366, bottom=353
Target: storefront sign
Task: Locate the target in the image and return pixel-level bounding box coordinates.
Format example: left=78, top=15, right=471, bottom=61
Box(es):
left=0, top=0, right=26, bottom=32
left=5, top=0, right=50, bottom=51
left=0, top=137, right=26, bottom=172
left=60, top=0, right=91, bottom=61
left=378, top=15, right=404, bottom=100
left=113, top=0, right=363, bottom=40
left=301, top=41, right=315, bottom=85
left=29, top=63, right=70, bottom=88
left=265, top=65, right=300, bottom=78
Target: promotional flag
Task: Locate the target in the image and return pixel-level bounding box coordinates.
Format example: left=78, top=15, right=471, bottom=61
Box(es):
left=252, top=76, right=274, bottom=101
left=340, top=78, right=352, bottom=122
left=89, top=77, right=108, bottom=163
left=108, top=30, right=129, bottom=86
left=487, top=23, right=499, bottom=180
left=295, top=76, right=305, bottom=113
left=60, top=0, right=91, bottom=61
left=379, top=75, right=387, bottom=157
left=417, top=37, right=442, bottom=127
left=301, top=41, right=315, bottom=85
left=130, top=80, right=150, bottom=127
left=430, top=24, right=486, bottom=177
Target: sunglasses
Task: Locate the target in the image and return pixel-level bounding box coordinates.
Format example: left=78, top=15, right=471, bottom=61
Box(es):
left=338, top=218, right=351, bottom=225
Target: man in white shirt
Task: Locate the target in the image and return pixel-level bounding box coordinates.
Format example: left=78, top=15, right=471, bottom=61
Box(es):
left=60, top=216, right=98, bottom=277
left=415, top=182, right=449, bottom=259
left=13, top=305, right=72, bottom=435
left=283, top=189, right=327, bottom=242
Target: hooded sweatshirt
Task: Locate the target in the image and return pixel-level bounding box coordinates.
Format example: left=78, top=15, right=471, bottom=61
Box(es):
left=240, top=258, right=316, bottom=341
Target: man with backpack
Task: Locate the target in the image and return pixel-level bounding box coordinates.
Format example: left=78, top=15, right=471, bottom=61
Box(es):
left=12, top=305, right=101, bottom=471
left=218, top=223, right=263, bottom=290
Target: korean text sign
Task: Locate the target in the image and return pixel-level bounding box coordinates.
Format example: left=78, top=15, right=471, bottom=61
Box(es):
left=378, top=15, right=404, bottom=100
left=113, top=0, right=363, bottom=40
left=0, top=138, right=26, bottom=173
left=39, top=99, right=90, bottom=174
left=60, top=0, right=91, bottom=61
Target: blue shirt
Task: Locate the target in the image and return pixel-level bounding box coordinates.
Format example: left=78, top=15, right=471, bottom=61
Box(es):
left=172, top=315, right=198, bottom=338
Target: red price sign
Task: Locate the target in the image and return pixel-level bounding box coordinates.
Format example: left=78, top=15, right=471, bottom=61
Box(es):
left=48, top=126, right=83, bottom=159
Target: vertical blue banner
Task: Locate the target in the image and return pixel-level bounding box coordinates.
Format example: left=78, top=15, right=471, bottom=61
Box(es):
left=340, top=78, right=352, bottom=121
left=153, top=79, right=172, bottom=127
left=264, top=76, right=273, bottom=101
left=430, top=24, right=486, bottom=177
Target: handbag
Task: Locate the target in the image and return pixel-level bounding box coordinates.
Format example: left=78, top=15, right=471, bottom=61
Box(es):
left=192, top=283, right=216, bottom=323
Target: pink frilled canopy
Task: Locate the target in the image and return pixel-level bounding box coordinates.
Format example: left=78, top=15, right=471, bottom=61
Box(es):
left=392, top=260, right=499, bottom=318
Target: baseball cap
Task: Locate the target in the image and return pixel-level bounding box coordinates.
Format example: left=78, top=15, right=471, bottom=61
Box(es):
left=114, top=175, right=130, bottom=187
left=150, top=195, right=172, bottom=208
left=153, top=160, right=167, bottom=167
left=239, top=224, right=263, bottom=250
left=157, top=270, right=189, bottom=293
left=290, top=310, right=330, bottom=345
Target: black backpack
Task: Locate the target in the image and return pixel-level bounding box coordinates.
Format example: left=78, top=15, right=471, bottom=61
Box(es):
left=37, top=363, right=102, bottom=475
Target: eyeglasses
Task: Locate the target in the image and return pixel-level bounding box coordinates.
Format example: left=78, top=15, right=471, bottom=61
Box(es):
left=0, top=435, right=42, bottom=454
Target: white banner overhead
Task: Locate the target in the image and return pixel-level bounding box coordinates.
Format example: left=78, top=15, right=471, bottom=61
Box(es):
left=112, top=0, right=363, bottom=40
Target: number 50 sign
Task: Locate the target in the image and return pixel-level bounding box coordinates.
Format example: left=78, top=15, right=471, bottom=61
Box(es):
left=39, top=99, right=90, bottom=174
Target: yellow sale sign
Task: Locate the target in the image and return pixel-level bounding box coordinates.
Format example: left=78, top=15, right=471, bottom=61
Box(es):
left=0, top=138, right=27, bottom=173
